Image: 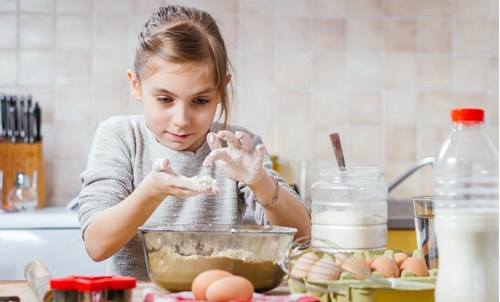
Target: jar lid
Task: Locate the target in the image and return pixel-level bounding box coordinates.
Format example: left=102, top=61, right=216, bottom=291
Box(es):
left=50, top=275, right=136, bottom=291
left=451, top=108, right=484, bottom=122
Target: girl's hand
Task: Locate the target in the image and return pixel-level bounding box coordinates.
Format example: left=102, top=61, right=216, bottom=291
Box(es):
left=203, top=131, right=266, bottom=185
left=151, top=158, right=220, bottom=198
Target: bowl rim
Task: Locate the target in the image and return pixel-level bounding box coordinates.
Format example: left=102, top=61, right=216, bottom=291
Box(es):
left=139, top=224, right=297, bottom=235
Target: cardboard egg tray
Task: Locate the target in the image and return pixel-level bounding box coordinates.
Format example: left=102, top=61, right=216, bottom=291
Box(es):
left=287, top=249, right=437, bottom=302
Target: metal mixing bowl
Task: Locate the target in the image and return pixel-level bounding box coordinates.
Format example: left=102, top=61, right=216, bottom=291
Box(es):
left=139, top=224, right=297, bottom=292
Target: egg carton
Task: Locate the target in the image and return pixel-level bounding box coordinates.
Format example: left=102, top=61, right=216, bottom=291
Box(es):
left=287, top=249, right=437, bottom=302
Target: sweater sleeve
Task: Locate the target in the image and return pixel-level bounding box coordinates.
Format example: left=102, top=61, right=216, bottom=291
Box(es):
left=77, top=118, right=135, bottom=236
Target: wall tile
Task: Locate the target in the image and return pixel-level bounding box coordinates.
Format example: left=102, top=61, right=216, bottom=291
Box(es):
left=311, top=0, right=348, bottom=17
left=456, top=0, right=488, bottom=17
left=456, top=93, right=488, bottom=110
left=274, top=17, right=311, bottom=51
left=19, top=50, right=54, bottom=86
left=313, top=19, right=346, bottom=52
left=55, top=51, right=91, bottom=86
left=0, top=15, right=17, bottom=49
left=93, top=51, right=129, bottom=86
left=92, top=0, right=131, bottom=13
left=275, top=90, right=311, bottom=126
left=239, top=0, right=274, bottom=15
left=274, top=0, right=311, bottom=17
left=348, top=0, right=382, bottom=17
left=384, top=54, right=417, bottom=89
left=239, top=54, right=274, bottom=89
left=313, top=54, right=346, bottom=89
left=55, top=87, right=91, bottom=123
left=348, top=19, right=382, bottom=52
left=94, top=14, right=129, bottom=50
left=19, top=14, right=54, bottom=49
left=312, top=90, right=346, bottom=128
left=386, top=126, right=416, bottom=160
left=419, top=92, right=454, bottom=126
left=205, top=0, right=237, bottom=16
left=489, top=56, right=499, bottom=92
left=419, top=19, right=451, bottom=52
left=56, top=0, right=91, bottom=13
left=385, top=90, right=417, bottom=126
left=236, top=89, right=276, bottom=126
left=348, top=54, right=383, bottom=89
left=0, top=51, right=17, bottom=85
left=385, top=0, right=417, bottom=16
left=276, top=124, right=313, bottom=160
left=456, top=19, right=489, bottom=54
left=51, top=158, right=88, bottom=201
left=420, top=0, right=451, bottom=16
left=56, top=122, right=91, bottom=159
left=418, top=55, right=452, bottom=90
left=240, top=17, right=275, bottom=53
left=0, top=0, right=17, bottom=12
left=20, top=0, right=53, bottom=12
left=131, top=0, right=164, bottom=13
left=56, top=15, right=91, bottom=50
left=385, top=19, right=416, bottom=52
left=348, top=124, right=382, bottom=165
left=275, top=53, right=312, bottom=89
left=94, top=85, right=132, bottom=123
left=455, top=56, right=488, bottom=92
left=218, top=17, right=238, bottom=51
left=350, top=91, right=381, bottom=124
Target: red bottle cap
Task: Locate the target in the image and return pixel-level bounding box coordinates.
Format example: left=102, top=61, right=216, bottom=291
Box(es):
left=451, top=108, right=484, bottom=122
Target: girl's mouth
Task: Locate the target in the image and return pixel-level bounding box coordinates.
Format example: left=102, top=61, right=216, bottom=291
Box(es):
left=169, top=132, right=191, bottom=140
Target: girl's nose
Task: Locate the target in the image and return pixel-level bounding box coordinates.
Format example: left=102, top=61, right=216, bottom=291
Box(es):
left=172, top=104, right=190, bottom=128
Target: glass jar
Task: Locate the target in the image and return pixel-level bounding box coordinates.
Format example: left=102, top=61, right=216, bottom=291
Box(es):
left=310, top=167, right=388, bottom=251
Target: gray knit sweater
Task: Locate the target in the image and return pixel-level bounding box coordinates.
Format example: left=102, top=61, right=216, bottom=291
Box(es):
left=78, top=115, right=299, bottom=280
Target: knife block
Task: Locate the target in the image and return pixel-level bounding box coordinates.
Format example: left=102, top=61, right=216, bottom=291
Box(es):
left=0, top=141, right=46, bottom=208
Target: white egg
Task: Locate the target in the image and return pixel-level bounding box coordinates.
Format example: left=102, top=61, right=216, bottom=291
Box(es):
left=290, top=252, right=320, bottom=279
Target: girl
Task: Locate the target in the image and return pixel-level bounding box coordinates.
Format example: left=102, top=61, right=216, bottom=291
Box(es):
left=78, top=5, right=311, bottom=279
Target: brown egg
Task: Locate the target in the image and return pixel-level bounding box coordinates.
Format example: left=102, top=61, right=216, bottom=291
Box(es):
left=370, top=257, right=399, bottom=278
left=394, top=252, right=410, bottom=268
left=191, top=269, right=233, bottom=300
left=307, top=255, right=341, bottom=282
left=291, top=252, right=320, bottom=278
left=205, top=275, right=254, bottom=302
left=400, top=257, right=429, bottom=277
left=365, top=255, right=375, bottom=267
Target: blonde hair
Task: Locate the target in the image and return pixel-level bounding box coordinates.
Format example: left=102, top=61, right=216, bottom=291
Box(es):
left=134, top=5, right=231, bottom=127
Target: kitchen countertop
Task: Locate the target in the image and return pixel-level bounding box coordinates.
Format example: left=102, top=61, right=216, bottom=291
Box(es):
left=0, top=280, right=292, bottom=302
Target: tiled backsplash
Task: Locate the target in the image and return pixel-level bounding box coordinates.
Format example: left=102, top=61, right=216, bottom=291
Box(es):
left=0, top=0, right=498, bottom=206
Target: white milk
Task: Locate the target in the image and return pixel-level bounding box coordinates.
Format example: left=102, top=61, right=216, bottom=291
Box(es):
left=434, top=208, right=499, bottom=302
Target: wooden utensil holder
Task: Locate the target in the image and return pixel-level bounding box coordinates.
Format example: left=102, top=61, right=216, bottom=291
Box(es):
left=0, top=141, right=46, bottom=208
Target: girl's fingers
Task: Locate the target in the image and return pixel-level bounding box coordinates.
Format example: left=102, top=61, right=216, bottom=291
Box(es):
left=203, top=148, right=234, bottom=167
left=153, top=158, right=174, bottom=173
left=217, top=130, right=241, bottom=150
left=206, top=132, right=222, bottom=150
left=236, top=131, right=253, bottom=152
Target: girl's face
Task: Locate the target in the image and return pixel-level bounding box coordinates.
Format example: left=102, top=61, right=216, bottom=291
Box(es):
left=128, top=60, right=222, bottom=152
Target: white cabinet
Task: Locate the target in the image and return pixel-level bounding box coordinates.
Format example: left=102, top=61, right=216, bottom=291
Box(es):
left=0, top=208, right=107, bottom=280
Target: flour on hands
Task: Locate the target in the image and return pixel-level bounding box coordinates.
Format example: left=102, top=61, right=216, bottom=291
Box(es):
left=202, top=131, right=266, bottom=185
left=152, top=158, right=220, bottom=197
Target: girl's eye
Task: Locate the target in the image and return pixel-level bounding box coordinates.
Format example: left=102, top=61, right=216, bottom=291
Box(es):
left=194, top=98, right=209, bottom=105
left=157, top=97, right=173, bottom=103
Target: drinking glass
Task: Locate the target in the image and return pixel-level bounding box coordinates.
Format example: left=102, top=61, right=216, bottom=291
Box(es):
left=413, top=196, right=438, bottom=269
